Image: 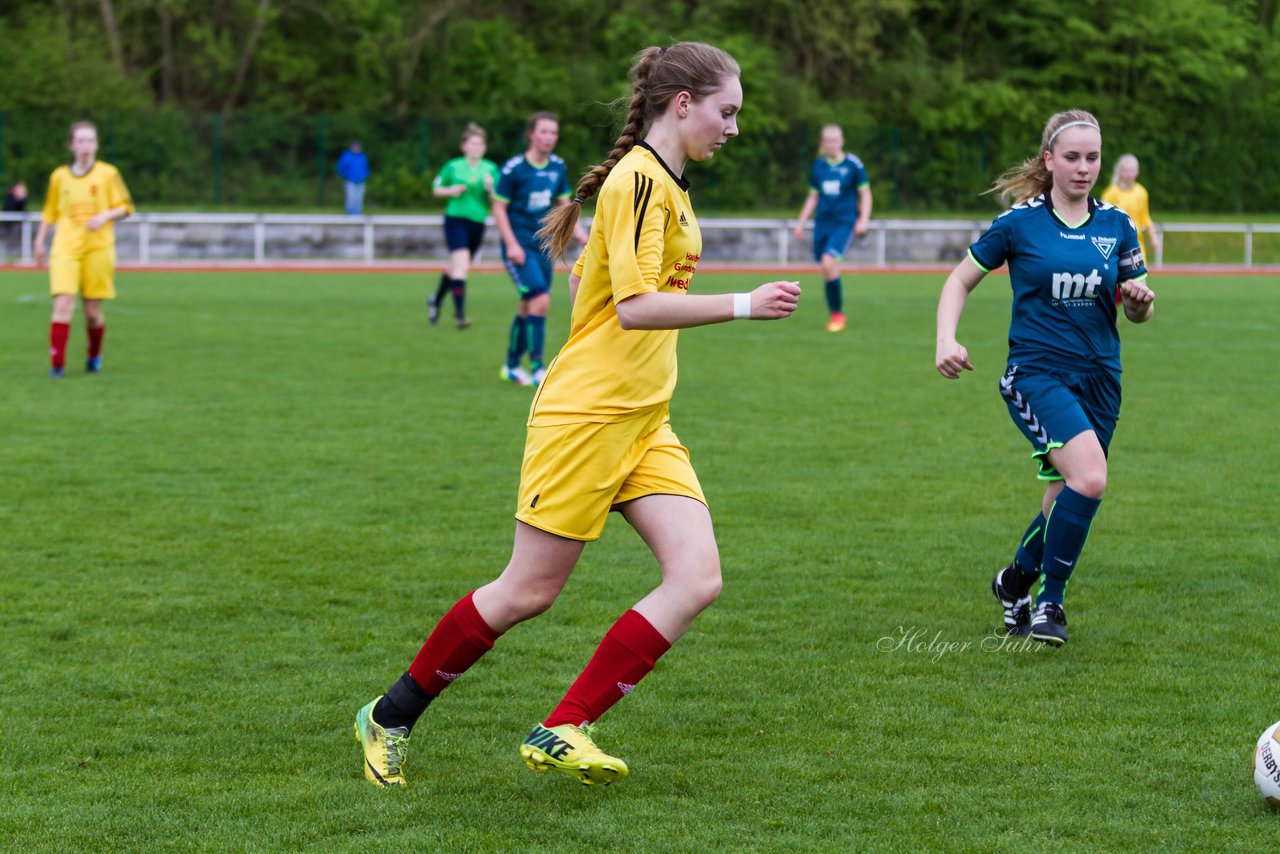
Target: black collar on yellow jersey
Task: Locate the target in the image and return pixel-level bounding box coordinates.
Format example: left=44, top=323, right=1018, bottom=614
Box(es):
left=636, top=141, right=690, bottom=191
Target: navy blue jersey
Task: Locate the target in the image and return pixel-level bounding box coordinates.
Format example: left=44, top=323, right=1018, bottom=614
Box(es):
left=809, top=154, right=869, bottom=224
left=969, top=195, right=1147, bottom=373
left=494, top=153, right=571, bottom=243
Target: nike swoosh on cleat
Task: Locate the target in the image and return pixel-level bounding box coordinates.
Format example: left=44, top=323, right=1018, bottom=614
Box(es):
left=366, top=758, right=392, bottom=785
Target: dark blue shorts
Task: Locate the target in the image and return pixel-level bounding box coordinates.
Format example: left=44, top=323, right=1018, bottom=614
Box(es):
left=502, top=241, right=553, bottom=298
left=998, top=363, right=1121, bottom=480
left=813, top=220, right=854, bottom=262
left=444, top=216, right=486, bottom=255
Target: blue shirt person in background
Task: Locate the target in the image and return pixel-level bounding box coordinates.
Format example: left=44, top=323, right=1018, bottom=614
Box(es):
left=934, top=109, right=1155, bottom=646
left=793, top=125, right=871, bottom=332
left=336, top=141, right=370, bottom=215
left=491, top=111, right=587, bottom=387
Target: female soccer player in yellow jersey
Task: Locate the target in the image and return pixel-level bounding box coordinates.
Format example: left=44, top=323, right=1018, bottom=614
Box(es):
left=355, top=41, right=801, bottom=788
left=33, top=120, right=134, bottom=377
left=1101, top=153, right=1160, bottom=264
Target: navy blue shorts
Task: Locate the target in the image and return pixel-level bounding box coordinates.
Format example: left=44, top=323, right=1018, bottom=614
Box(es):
left=998, top=363, right=1121, bottom=480
left=812, top=220, right=854, bottom=262
left=444, top=216, right=486, bottom=255
left=503, top=241, right=553, bottom=299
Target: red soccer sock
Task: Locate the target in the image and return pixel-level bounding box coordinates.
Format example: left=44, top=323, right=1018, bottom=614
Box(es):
left=50, top=322, right=70, bottom=369
left=406, top=591, right=502, bottom=696
left=87, top=324, right=106, bottom=359
left=544, top=609, right=672, bottom=729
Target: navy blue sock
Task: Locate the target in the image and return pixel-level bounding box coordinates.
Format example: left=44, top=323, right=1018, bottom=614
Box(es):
left=1015, top=512, right=1046, bottom=578
left=507, top=315, right=527, bottom=368
left=434, top=274, right=452, bottom=303
left=824, top=278, right=843, bottom=314
left=451, top=279, right=466, bottom=317
left=1038, top=487, right=1102, bottom=605
left=527, top=315, right=546, bottom=369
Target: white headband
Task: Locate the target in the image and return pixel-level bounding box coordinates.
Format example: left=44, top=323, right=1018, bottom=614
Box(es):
left=1046, top=120, right=1100, bottom=149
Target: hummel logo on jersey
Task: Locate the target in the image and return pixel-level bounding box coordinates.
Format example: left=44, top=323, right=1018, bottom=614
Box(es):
left=617, top=682, right=635, bottom=695
left=1051, top=269, right=1102, bottom=301
left=1092, top=236, right=1117, bottom=259
left=1059, top=232, right=1085, bottom=240
left=678, top=211, right=689, bottom=227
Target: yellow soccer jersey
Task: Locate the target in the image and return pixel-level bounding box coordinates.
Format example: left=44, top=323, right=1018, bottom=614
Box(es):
left=1100, top=182, right=1153, bottom=257
left=42, top=161, right=134, bottom=257
left=530, top=142, right=701, bottom=425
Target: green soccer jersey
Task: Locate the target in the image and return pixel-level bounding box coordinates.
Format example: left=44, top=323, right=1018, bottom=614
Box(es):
left=434, top=157, right=499, bottom=223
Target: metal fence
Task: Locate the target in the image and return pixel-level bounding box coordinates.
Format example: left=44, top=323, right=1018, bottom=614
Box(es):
left=3, top=212, right=1279, bottom=268
left=7, top=108, right=1279, bottom=214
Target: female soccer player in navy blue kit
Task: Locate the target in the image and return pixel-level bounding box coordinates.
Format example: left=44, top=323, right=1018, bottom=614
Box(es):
left=935, top=109, right=1155, bottom=645
left=491, top=112, right=588, bottom=386
left=793, top=124, right=871, bottom=332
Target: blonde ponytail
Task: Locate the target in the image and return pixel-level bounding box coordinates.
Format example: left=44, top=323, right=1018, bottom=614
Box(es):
left=989, top=109, right=1101, bottom=205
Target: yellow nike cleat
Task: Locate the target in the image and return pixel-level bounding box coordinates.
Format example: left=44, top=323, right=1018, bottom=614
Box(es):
left=520, top=723, right=629, bottom=786
left=354, top=697, right=410, bottom=787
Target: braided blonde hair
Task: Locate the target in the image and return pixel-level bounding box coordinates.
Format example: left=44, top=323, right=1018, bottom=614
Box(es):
left=538, top=42, right=740, bottom=259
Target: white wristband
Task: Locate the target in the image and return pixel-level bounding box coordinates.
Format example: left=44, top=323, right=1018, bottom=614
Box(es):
left=733, top=292, right=752, bottom=320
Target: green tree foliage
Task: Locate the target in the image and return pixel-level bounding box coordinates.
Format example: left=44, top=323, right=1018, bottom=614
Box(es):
left=2, top=0, right=1276, bottom=211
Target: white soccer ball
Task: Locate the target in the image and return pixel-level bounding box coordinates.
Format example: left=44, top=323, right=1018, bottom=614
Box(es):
left=1255, top=721, right=1280, bottom=810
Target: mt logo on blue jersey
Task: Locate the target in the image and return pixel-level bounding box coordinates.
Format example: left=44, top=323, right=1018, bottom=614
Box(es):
left=1051, top=269, right=1102, bottom=301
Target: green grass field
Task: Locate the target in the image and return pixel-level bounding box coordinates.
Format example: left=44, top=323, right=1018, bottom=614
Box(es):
left=2, top=269, right=1277, bottom=851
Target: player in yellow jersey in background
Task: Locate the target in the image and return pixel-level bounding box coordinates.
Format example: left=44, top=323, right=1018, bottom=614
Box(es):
left=353, top=41, right=801, bottom=788
left=34, top=120, right=134, bottom=377
left=1101, top=153, right=1160, bottom=265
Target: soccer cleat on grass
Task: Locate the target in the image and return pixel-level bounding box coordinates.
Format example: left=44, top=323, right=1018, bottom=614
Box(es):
left=992, top=564, right=1034, bottom=637
left=86, top=356, right=102, bottom=373
left=531, top=366, right=547, bottom=387
left=1030, top=602, right=1068, bottom=646
left=427, top=295, right=441, bottom=325
left=520, top=723, right=628, bottom=786
left=354, top=697, right=410, bottom=787
left=50, top=366, right=66, bottom=378
left=500, top=364, right=533, bottom=386
left=455, top=316, right=471, bottom=329
left=826, top=312, right=846, bottom=333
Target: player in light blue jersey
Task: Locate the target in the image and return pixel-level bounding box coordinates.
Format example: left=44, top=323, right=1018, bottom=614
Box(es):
left=935, top=109, right=1155, bottom=646
left=793, top=125, right=871, bottom=332
left=491, top=112, right=588, bottom=386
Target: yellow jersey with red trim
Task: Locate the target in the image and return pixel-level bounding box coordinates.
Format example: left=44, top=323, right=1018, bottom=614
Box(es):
left=529, top=142, right=701, bottom=425
left=42, top=161, right=134, bottom=257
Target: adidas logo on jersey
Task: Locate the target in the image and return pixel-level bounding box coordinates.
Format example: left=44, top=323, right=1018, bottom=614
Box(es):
left=678, top=211, right=689, bottom=227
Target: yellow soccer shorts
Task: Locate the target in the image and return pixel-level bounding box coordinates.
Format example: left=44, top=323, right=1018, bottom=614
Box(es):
left=515, top=406, right=707, bottom=542
left=49, top=247, right=117, bottom=299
